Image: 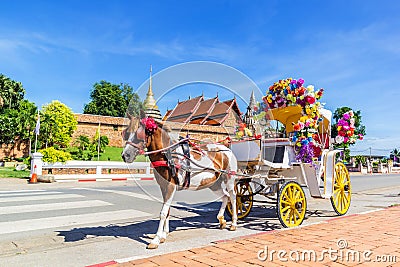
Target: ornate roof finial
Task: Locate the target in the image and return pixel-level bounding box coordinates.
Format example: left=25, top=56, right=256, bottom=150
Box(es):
left=144, top=65, right=158, bottom=109
left=249, top=90, right=256, bottom=111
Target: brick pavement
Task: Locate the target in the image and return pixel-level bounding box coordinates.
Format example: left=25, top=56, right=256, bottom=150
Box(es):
left=109, top=206, right=400, bottom=267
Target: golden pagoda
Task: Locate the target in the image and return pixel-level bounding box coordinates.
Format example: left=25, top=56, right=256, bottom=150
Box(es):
left=143, top=65, right=162, bottom=121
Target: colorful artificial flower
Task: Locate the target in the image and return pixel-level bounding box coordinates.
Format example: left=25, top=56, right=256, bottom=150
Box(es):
left=141, top=117, right=158, bottom=135
left=264, top=78, right=326, bottom=163
left=235, top=123, right=254, bottom=140
left=334, top=110, right=363, bottom=145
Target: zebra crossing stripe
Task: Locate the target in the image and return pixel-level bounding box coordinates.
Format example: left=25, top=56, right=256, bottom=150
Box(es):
left=0, top=194, right=85, bottom=203
left=0, top=200, right=112, bottom=215
left=0, top=191, right=62, bottom=197
left=76, top=188, right=160, bottom=202
left=0, top=209, right=151, bottom=234
left=0, top=190, right=46, bottom=194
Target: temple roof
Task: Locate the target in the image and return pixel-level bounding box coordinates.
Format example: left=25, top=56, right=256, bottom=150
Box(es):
left=165, top=96, right=203, bottom=123
left=164, top=95, right=242, bottom=126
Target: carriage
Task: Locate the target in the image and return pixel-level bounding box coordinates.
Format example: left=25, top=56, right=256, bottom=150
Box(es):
left=226, top=104, right=352, bottom=228
left=122, top=78, right=353, bottom=249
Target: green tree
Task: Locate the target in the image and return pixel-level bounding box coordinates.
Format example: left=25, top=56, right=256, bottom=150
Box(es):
left=353, top=155, right=367, bottom=166
left=83, top=81, right=143, bottom=117
left=0, top=110, right=19, bottom=144
left=38, top=147, right=72, bottom=163
left=75, top=135, right=91, bottom=150
left=94, top=135, right=109, bottom=153
left=0, top=100, right=37, bottom=146
left=15, top=100, right=38, bottom=141
left=0, top=74, right=25, bottom=110
left=39, top=101, right=77, bottom=148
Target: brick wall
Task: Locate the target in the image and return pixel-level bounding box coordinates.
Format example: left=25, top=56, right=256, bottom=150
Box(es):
left=0, top=140, right=29, bottom=160
left=72, top=114, right=135, bottom=147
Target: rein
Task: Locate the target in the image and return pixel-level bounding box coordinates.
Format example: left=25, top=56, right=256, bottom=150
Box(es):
left=145, top=138, right=189, bottom=155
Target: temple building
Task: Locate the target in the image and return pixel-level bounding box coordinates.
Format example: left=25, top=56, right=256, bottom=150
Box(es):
left=242, top=91, right=256, bottom=132
left=163, top=95, right=242, bottom=128
left=143, top=66, right=162, bottom=121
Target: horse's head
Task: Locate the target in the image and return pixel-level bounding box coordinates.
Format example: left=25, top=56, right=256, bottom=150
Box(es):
left=121, top=111, right=163, bottom=163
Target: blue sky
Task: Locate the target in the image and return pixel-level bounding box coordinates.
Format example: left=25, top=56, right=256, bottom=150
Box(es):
left=0, top=0, right=399, bottom=156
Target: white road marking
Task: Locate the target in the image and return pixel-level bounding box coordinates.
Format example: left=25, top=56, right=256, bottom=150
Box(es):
left=0, top=200, right=112, bottom=215
left=76, top=188, right=161, bottom=202
left=0, top=190, right=46, bottom=194
left=0, top=191, right=62, bottom=197
left=0, top=209, right=151, bottom=234
left=0, top=194, right=84, bottom=203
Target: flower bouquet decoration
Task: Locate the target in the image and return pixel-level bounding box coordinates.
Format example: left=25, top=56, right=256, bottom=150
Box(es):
left=335, top=110, right=363, bottom=145
left=264, top=78, right=324, bottom=164
left=235, top=122, right=254, bottom=140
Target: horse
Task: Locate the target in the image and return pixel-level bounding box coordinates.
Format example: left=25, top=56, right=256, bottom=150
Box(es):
left=121, top=112, right=238, bottom=249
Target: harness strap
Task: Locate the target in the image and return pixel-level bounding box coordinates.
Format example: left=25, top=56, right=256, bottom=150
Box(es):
left=181, top=139, right=191, bottom=189
left=150, top=161, right=168, bottom=168
left=151, top=161, right=182, bottom=171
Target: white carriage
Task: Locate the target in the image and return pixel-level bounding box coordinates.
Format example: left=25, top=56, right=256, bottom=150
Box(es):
left=227, top=105, right=351, bottom=228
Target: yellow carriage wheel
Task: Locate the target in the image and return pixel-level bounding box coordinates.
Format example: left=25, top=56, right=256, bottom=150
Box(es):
left=227, top=180, right=253, bottom=219
left=277, top=181, right=307, bottom=228
left=330, top=162, right=351, bottom=215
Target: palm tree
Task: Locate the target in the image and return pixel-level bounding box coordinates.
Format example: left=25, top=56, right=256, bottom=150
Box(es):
left=75, top=135, right=90, bottom=150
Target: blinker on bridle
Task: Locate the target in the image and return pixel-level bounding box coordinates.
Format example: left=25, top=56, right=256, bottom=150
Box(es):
left=125, top=117, right=158, bottom=154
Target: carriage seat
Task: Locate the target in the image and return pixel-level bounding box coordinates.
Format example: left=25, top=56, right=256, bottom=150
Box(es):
left=261, top=138, right=297, bottom=169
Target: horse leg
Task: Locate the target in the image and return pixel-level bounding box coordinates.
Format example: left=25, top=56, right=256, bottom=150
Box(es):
left=226, top=177, right=238, bottom=231
left=227, top=187, right=237, bottom=231
left=160, top=208, right=170, bottom=243
left=147, top=185, right=176, bottom=249
left=217, top=194, right=228, bottom=229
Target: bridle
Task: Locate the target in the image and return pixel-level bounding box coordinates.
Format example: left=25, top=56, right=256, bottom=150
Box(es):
left=124, top=123, right=147, bottom=155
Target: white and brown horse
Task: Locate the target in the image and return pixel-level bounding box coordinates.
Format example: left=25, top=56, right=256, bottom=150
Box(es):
left=122, top=113, right=238, bottom=249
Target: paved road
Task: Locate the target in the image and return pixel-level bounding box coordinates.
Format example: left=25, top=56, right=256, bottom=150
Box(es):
left=0, top=174, right=399, bottom=267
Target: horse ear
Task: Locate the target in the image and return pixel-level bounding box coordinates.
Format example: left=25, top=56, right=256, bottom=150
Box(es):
left=140, top=110, right=146, bottom=119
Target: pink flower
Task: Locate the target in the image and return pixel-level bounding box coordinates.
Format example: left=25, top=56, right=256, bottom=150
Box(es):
left=141, top=117, right=158, bottom=134
left=338, top=119, right=349, bottom=126
left=343, top=113, right=351, bottom=120
left=305, top=96, right=316, bottom=104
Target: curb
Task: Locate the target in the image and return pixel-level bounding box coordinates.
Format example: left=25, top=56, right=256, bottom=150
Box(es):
left=86, top=260, right=117, bottom=267
left=73, top=177, right=154, bottom=182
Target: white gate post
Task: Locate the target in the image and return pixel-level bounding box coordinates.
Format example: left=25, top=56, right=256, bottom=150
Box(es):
left=31, top=152, right=43, bottom=175
left=96, top=165, right=102, bottom=175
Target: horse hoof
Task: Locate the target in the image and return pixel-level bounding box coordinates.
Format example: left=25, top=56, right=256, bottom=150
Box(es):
left=229, top=225, right=237, bottom=231
left=219, top=222, right=227, bottom=229
left=147, top=243, right=159, bottom=249
left=160, top=238, right=166, bottom=243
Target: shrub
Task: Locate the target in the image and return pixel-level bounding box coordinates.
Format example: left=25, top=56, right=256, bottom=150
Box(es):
left=38, top=147, right=72, bottom=163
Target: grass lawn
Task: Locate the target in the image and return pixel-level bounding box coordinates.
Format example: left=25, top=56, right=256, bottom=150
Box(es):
left=0, top=167, right=30, bottom=179
left=97, top=146, right=148, bottom=162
